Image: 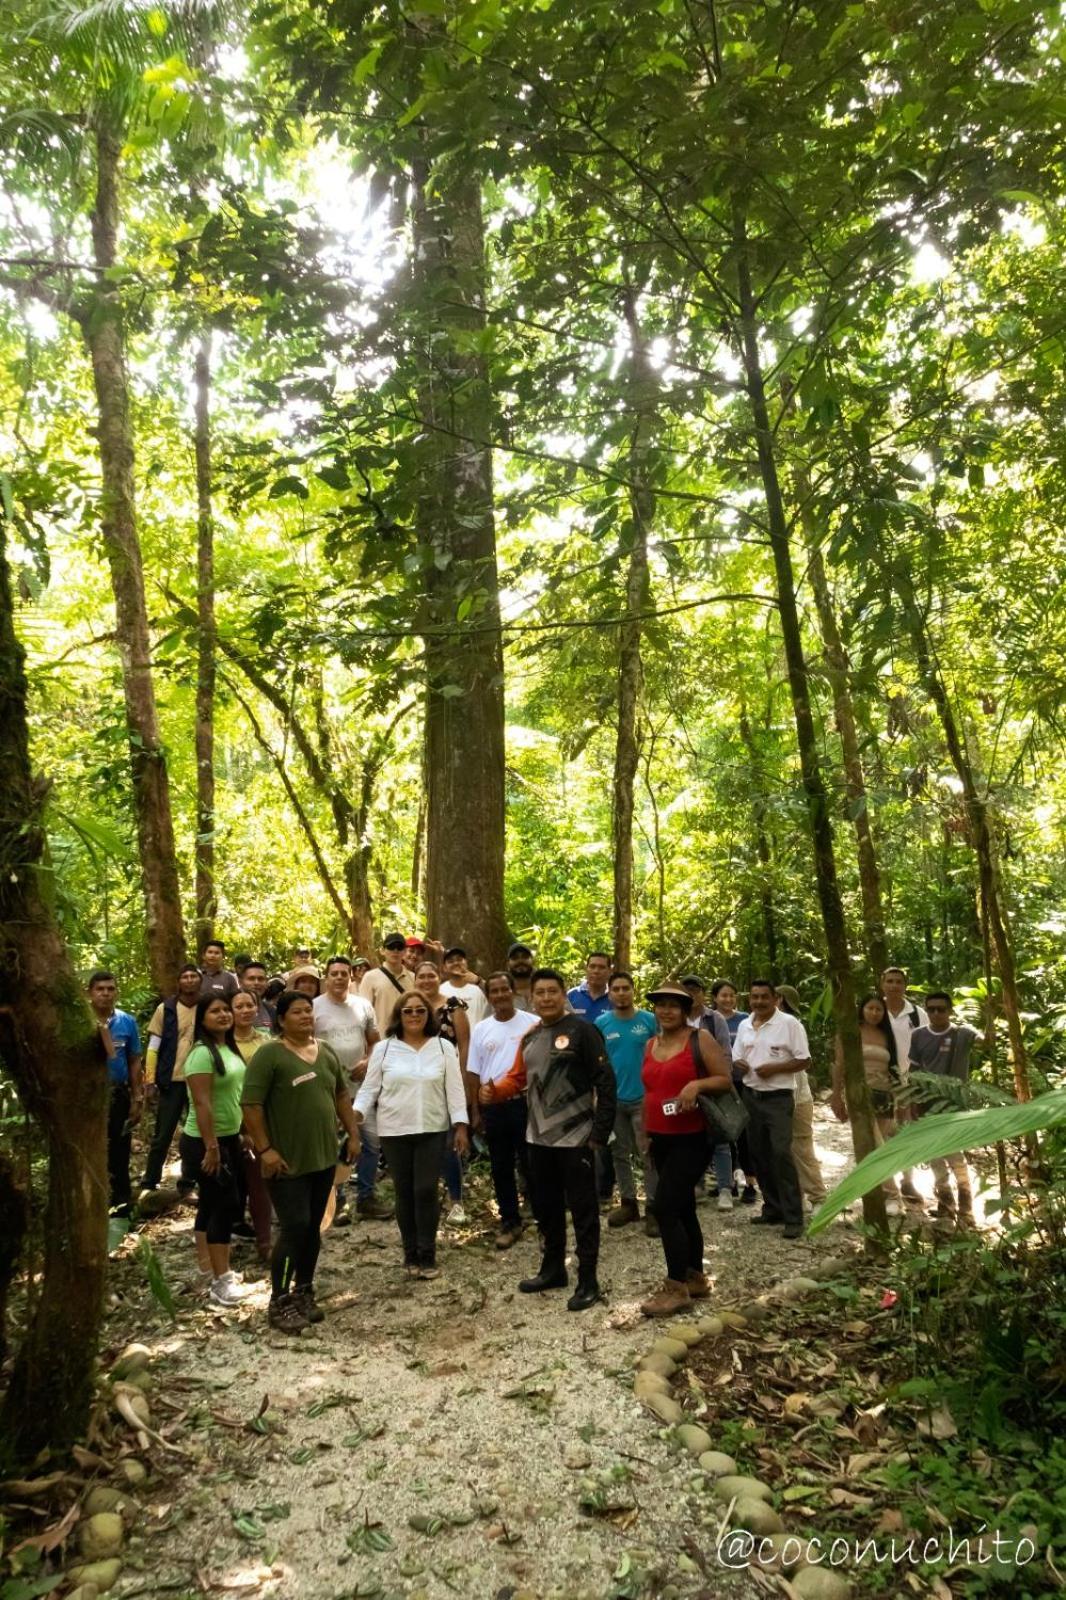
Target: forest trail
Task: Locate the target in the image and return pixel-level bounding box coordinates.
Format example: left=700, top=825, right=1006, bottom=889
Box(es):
left=105, top=1112, right=858, bottom=1600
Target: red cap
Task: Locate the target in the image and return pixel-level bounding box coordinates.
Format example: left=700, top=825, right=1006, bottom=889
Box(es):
left=405, top=935, right=426, bottom=948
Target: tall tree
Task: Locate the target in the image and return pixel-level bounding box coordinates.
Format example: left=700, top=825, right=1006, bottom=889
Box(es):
left=192, top=330, right=216, bottom=950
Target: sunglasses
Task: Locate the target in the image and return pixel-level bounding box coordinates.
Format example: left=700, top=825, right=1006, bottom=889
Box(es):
left=401, top=1006, right=428, bottom=1015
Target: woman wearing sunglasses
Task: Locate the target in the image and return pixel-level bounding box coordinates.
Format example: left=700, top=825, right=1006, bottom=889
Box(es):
left=355, top=991, right=469, bottom=1279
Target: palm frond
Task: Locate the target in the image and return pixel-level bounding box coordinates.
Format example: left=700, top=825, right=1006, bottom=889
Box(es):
left=895, top=1072, right=1018, bottom=1113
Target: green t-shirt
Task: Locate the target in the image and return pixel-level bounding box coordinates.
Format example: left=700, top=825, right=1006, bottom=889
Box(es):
left=241, top=1040, right=346, bottom=1177
left=183, top=1043, right=246, bottom=1138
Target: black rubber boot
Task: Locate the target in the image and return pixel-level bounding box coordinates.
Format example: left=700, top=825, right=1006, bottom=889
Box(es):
left=566, top=1273, right=602, bottom=1312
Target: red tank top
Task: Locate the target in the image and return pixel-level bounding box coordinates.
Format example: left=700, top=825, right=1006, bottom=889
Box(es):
left=642, top=1036, right=705, bottom=1135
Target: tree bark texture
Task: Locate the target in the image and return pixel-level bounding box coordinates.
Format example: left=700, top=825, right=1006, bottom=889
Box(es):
left=0, top=522, right=108, bottom=1469
left=736, top=701, right=780, bottom=974
left=734, top=207, right=885, bottom=1232
left=84, top=116, right=185, bottom=992
left=412, top=162, right=507, bottom=974
left=193, top=331, right=216, bottom=950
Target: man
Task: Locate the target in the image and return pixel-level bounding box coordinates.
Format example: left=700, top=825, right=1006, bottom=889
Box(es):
left=441, top=946, right=491, bottom=1025
left=199, top=940, right=239, bottom=1000
left=313, top=957, right=392, bottom=1223
left=596, top=973, right=658, bottom=1231
left=87, top=970, right=144, bottom=1216
left=468, top=972, right=537, bottom=1249
left=732, top=979, right=808, bottom=1238
left=880, top=967, right=928, bottom=1207
left=350, top=957, right=371, bottom=994
left=909, top=992, right=979, bottom=1222
left=292, top=943, right=313, bottom=967
left=233, top=954, right=253, bottom=981
left=402, top=936, right=426, bottom=974
left=241, top=960, right=275, bottom=1031
left=508, top=942, right=537, bottom=1013
left=567, top=953, right=613, bottom=1022
left=480, top=967, right=615, bottom=1311
left=360, top=934, right=415, bottom=1035
left=141, top=963, right=201, bottom=1193
left=776, top=985, right=827, bottom=1215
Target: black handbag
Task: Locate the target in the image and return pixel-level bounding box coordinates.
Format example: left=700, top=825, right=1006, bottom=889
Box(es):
left=689, top=1033, right=750, bottom=1145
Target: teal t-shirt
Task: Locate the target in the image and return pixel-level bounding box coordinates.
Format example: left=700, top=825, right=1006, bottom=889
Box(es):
left=596, top=1009, right=658, bottom=1101
left=183, top=1042, right=246, bottom=1138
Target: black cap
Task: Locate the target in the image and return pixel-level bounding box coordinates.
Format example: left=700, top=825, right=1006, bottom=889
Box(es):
left=508, top=942, right=533, bottom=958
left=680, top=974, right=706, bottom=989
left=382, top=933, right=405, bottom=951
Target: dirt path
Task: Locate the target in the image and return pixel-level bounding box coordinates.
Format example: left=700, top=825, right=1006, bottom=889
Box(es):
left=108, top=1109, right=859, bottom=1600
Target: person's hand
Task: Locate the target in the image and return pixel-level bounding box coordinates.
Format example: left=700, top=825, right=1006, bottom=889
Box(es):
left=260, top=1148, right=289, bottom=1179
left=453, top=1125, right=470, bottom=1156
left=424, top=938, right=444, bottom=958
left=345, top=1130, right=362, bottom=1162
left=240, top=1132, right=254, bottom=1151
left=755, top=1062, right=780, bottom=1078
left=676, top=1081, right=701, bottom=1109
left=469, top=1109, right=482, bottom=1134
left=830, top=1094, right=848, bottom=1123
left=477, top=1083, right=495, bottom=1106
left=145, top=1082, right=159, bottom=1105
left=128, top=1095, right=144, bottom=1126
left=202, top=1142, right=221, bottom=1175
left=97, top=1022, right=116, bottom=1057
left=350, top=1057, right=368, bottom=1082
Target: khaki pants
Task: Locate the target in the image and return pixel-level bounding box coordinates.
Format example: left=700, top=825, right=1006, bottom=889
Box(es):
left=613, top=1098, right=656, bottom=1204
left=790, top=1098, right=827, bottom=1205
left=930, top=1152, right=971, bottom=1197
left=871, top=1111, right=902, bottom=1199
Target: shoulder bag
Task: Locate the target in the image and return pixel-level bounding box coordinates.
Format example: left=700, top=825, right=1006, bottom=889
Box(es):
left=688, top=1032, right=749, bottom=1145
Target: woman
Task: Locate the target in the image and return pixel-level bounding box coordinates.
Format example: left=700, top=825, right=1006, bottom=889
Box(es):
left=414, top=961, right=472, bottom=1225
left=640, top=983, right=732, bottom=1318
left=711, top=978, right=758, bottom=1206
left=831, top=993, right=903, bottom=1214
left=230, top=990, right=272, bottom=1261
left=355, top=991, right=469, bottom=1279
left=180, top=995, right=250, bottom=1308
left=287, top=964, right=321, bottom=1000
left=241, top=991, right=361, bottom=1333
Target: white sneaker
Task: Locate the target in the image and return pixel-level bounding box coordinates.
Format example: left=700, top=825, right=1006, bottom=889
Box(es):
left=884, top=1199, right=903, bottom=1217
left=446, top=1203, right=467, bottom=1226
left=209, top=1271, right=251, bottom=1307
left=717, top=1192, right=734, bottom=1212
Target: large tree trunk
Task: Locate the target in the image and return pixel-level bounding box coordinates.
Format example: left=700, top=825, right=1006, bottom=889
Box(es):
left=611, top=290, right=654, bottom=971
left=83, top=115, right=185, bottom=992
left=734, top=207, right=885, bottom=1232
left=736, top=698, right=780, bottom=972
left=193, top=331, right=216, bottom=951
left=805, top=535, right=889, bottom=978
left=412, top=161, right=507, bottom=974
left=0, top=521, right=108, bottom=1469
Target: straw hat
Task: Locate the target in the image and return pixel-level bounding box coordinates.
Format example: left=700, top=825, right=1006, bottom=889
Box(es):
left=645, top=982, right=694, bottom=1011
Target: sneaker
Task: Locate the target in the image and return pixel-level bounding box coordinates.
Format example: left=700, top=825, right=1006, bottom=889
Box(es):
left=495, top=1223, right=524, bottom=1251
left=717, top=1192, right=734, bottom=1213
left=209, top=1271, right=251, bottom=1308
left=356, top=1195, right=395, bottom=1221
left=741, top=1184, right=758, bottom=1206
left=293, top=1284, right=325, bottom=1323
left=640, top=1278, right=690, bottom=1318
left=268, top=1293, right=309, bottom=1334
left=446, top=1203, right=467, bottom=1227
left=608, top=1199, right=640, bottom=1229
left=332, top=1207, right=353, bottom=1229
left=417, top=1265, right=440, bottom=1280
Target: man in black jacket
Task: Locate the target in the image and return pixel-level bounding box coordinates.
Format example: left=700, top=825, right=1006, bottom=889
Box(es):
left=480, top=967, right=616, bottom=1310
left=141, top=963, right=202, bottom=1193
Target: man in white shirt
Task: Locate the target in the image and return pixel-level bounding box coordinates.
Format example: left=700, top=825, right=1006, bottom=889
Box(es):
left=468, top=972, right=536, bottom=1249
left=360, top=934, right=415, bottom=1035
left=732, top=979, right=809, bottom=1237
left=440, top=946, right=491, bottom=1026
left=880, top=966, right=928, bottom=1207
left=313, top=956, right=391, bottom=1222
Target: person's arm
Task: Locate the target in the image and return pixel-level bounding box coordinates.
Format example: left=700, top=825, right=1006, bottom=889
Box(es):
left=242, top=1102, right=288, bottom=1178
left=830, top=1036, right=848, bottom=1121
left=451, top=1004, right=471, bottom=1071
left=334, top=1084, right=362, bottom=1162
left=677, top=1029, right=732, bottom=1108
left=582, top=1026, right=616, bottom=1147
left=354, top=1044, right=385, bottom=1123
left=442, top=1042, right=470, bottom=1154
left=754, top=1018, right=810, bottom=1080
left=145, top=1035, right=162, bottom=1085
left=479, top=1039, right=528, bottom=1104
left=128, top=1047, right=145, bottom=1124
left=187, top=1070, right=219, bottom=1173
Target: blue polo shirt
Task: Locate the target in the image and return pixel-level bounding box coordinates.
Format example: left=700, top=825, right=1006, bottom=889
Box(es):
left=566, top=983, right=612, bottom=1023
left=595, top=1008, right=658, bottom=1101
left=103, top=1010, right=142, bottom=1086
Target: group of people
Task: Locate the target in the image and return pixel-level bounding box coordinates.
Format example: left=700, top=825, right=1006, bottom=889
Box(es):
left=87, top=939, right=978, bottom=1331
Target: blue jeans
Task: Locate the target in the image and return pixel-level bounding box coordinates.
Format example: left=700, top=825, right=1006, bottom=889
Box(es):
left=710, top=1139, right=734, bottom=1192
left=355, top=1124, right=381, bottom=1201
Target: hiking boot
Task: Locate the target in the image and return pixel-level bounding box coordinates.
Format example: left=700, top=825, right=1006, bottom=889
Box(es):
left=331, top=1206, right=353, bottom=1229
left=495, top=1223, right=524, bottom=1251
left=209, top=1271, right=251, bottom=1308
left=519, top=1265, right=568, bottom=1294
left=293, top=1284, right=324, bottom=1324
left=567, top=1275, right=602, bottom=1312
left=641, top=1278, right=691, bottom=1318
left=685, top=1269, right=711, bottom=1299
left=356, top=1195, right=395, bottom=1221
left=740, top=1184, right=758, bottom=1206
left=782, top=1223, right=804, bottom=1240
left=268, top=1293, right=309, bottom=1334
left=417, top=1265, right=440, bottom=1280
left=608, top=1198, right=640, bottom=1229
left=717, top=1191, right=734, bottom=1212
left=446, top=1203, right=467, bottom=1226
left=644, top=1213, right=661, bottom=1238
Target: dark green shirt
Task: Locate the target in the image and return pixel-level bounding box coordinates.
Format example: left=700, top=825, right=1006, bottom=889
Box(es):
left=241, top=1040, right=346, bottom=1176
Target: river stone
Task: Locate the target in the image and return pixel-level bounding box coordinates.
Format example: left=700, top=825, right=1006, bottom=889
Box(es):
left=776, top=1277, right=822, bottom=1301
left=713, top=1475, right=774, bottom=1504
left=79, top=1515, right=124, bottom=1561
left=718, top=1311, right=748, bottom=1329
left=650, top=1336, right=688, bottom=1362
left=114, top=1459, right=147, bottom=1487
left=792, top=1567, right=852, bottom=1599
left=737, top=1300, right=772, bottom=1324
left=669, top=1322, right=705, bottom=1347
left=634, top=1371, right=673, bottom=1399
left=676, top=1423, right=713, bottom=1457
left=66, top=1586, right=99, bottom=1600
left=83, top=1488, right=128, bottom=1518
left=808, top=1255, right=854, bottom=1281
left=67, top=1560, right=122, bottom=1593
left=731, top=1498, right=784, bottom=1535
left=111, top=1344, right=151, bottom=1380
left=642, top=1391, right=683, bottom=1425
left=698, top=1451, right=738, bottom=1477
left=757, top=1532, right=804, bottom=1572
left=638, top=1351, right=678, bottom=1380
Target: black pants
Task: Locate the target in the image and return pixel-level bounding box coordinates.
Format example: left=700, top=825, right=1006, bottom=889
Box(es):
left=380, top=1132, right=447, bottom=1267
left=648, top=1132, right=707, bottom=1281
left=180, top=1132, right=243, bottom=1245
left=595, top=1143, right=616, bottom=1200
left=742, top=1087, right=802, bottom=1225
left=482, top=1098, right=529, bottom=1230
left=527, top=1142, right=599, bottom=1276
left=267, top=1166, right=334, bottom=1297
left=142, top=1081, right=189, bottom=1190
left=108, top=1083, right=132, bottom=1213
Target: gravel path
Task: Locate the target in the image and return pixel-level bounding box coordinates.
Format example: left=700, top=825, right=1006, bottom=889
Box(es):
left=111, top=1107, right=858, bottom=1600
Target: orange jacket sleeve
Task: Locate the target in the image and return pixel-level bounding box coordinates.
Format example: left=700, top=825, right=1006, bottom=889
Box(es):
left=483, top=1039, right=529, bottom=1103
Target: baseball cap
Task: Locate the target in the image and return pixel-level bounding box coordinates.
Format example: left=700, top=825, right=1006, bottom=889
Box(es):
left=508, top=942, right=533, bottom=958
left=405, top=935, right=426, bottom=949
left=382, top=933, right=406, bottom=951
left=680, top=974, right=706, bottom=989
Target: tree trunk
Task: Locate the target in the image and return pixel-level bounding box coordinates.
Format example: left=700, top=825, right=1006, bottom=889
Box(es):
left=193, top=331, right=216, bottom=951
left=412, top=161, right=507, bottom=974
left=82, top=114, right=185, bottom=992
left=611, top=290, right=654, bottom=971
left=0, top=521, right=108, bottom=1470
left=736, top=701, right=780, bottom=972
left=805, top=535, right=889, bottom=978
left=733, top=206, right=885, bottom=1231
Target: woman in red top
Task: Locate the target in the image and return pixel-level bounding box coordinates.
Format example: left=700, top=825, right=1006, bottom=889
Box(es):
left=641, top=984, right=731, bottom=1317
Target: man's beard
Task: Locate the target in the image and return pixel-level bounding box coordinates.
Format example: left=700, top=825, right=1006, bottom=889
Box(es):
left=510, top=963, right=533, bottom=980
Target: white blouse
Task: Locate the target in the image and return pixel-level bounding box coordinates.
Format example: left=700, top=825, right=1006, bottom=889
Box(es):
left=355, top=1036, right=469, bottom=1137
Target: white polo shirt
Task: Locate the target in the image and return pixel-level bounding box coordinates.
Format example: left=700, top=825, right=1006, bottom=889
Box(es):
left=468, top=1010, right=536, bottom=1085
left=885, top=999, right=928, bottom=1077
left=733, top=1010, right=811, bottom=1093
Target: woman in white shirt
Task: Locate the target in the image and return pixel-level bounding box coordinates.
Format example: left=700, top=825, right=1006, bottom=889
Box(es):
left=355, top=992, right=469, bottom=1279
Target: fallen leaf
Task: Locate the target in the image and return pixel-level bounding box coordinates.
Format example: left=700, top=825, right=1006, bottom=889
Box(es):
left=10, top=1499, right=79, bottom=1555
left=783, top=1392, right=809, bottom=1415
left=842, top=1320, right=872, bottom=1337
left=916, top=1404, right=957, bottom=1441
left=829, top=1488, right=874, bottom=1508
left=845, top=1452, right=882, bottom=1475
